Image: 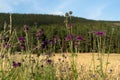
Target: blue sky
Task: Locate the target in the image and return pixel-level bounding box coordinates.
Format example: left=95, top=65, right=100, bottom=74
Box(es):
left=0, top=0, right=120, bottom=21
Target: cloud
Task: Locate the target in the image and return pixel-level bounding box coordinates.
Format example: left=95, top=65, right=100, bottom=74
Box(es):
left=48, top=0, right=74, bottom=16
left=49, top=11, right=64, bottom=15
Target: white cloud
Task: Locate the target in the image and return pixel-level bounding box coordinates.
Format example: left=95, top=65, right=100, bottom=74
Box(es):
left=48, top=0, right=74, bottom=16
left=49, top=11, right=64, bottom=15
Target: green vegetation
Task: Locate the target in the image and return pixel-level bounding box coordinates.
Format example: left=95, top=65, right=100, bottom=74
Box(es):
left=0, top=13, right=120, bottom=53
left=0, top=12, right=120, bottom=80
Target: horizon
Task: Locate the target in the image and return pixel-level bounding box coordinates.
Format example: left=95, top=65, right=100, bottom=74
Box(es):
left=0, top=0, right=120, bottom=21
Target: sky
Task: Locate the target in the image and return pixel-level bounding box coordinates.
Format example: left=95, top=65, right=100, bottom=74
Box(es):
left=0, top=0, right=120, bottom=21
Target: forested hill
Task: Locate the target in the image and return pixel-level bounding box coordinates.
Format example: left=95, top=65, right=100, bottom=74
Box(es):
left=0, top=13, right=96, bottom=27
left=0, top=13, right=120, bottom=29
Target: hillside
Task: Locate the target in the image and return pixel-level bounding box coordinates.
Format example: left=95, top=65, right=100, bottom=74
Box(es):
left=0, top=13, right=101, bottom=27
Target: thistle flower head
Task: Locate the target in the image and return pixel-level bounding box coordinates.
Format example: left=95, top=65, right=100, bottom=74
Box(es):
left=40, top=40, right=48, bottom=49
left=95, top=31, right=106, bottom=36
left=65, top=34, right=74, bottom=41
left=18, top=37, right=25, bottom=43
left=46, top=59, right=52, bottom=64
left=75, top=36, right=84, bottom=41
left=12, top=61, right=21, bottom=68
left=69, top=11, right=73, bottom=15
left=65, top=12, right=69, bottom=17
left=36, top=29, right=44, bottom=40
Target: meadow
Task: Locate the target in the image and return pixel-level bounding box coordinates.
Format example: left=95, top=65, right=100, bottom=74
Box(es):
left=0, top=12, right=120, bottom=80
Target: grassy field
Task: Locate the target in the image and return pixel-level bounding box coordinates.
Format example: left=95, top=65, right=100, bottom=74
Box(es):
left=1, top=53, right=118, bottom=80
left=11, top=53, right=120, bottom=69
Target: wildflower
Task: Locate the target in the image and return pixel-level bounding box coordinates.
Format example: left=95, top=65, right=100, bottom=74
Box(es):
left=18, top=62, right=21, bottom=66
left=46, top=59, right=52, bottom=64
left=75, top=36, right=84, bottom=41
left=95, top=31, right=106, bottom=36
left=24, top=25, right=29, bottom=32
left=40, top=40, right=48, bottom=49
left=18, top=37, right=25, bottom=43
left=12, top=61, right=21, bottom=68
left=65, top=12, right=69, bottom=17
left=36, top=29, right=44, bottom=40
left=65, top=34, right=74, bottom=41
left=69, top=11, right=73, bottom=15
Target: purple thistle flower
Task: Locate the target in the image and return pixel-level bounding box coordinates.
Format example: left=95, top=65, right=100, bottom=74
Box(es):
left=18, top=37, right=25, bottom=43
left=36, top=29, right=44, bottom=40
left=65, top=34, right=74, bottom=41
left=12, top=61, right=21, bottom=68
left=75, top=36, right=84, bottom=41
left=95, top=31, right=106, bottom=36
left=46, top=59, right=52, bottom=64
left=18, top=62, right=21, bottom=66
left=40, top=40, right=48, bottom=49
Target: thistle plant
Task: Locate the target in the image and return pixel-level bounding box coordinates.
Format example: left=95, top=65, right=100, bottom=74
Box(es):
left=65, top=11, right=78, bottom=80
left=24, top=25, right=30, bottom=53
